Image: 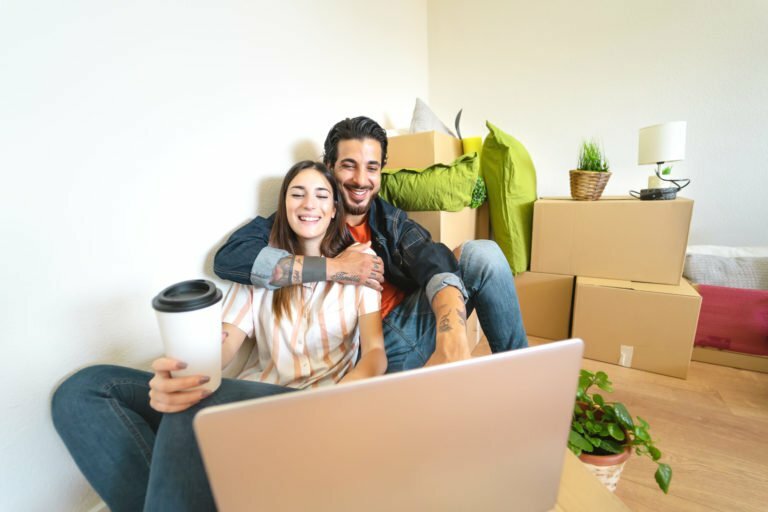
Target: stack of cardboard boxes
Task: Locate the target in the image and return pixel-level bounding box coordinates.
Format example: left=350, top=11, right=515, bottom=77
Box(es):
left=522, top=197, right=701, bottom=379
left=386, top=131, right=488, bottom=350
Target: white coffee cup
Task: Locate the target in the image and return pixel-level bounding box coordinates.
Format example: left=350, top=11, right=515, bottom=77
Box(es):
left=152, top=279, right=223, bottom=392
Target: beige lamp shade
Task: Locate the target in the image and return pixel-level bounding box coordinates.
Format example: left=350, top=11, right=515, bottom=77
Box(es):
left=638, top=121, right=686, bottom=165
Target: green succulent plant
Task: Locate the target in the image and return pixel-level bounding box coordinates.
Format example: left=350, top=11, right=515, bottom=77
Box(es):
left=577, top=139, right=609, bottom=172
left=568, top=369, right=672, bottom=494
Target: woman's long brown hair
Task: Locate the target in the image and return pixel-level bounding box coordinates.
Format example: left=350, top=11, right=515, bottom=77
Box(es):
left=269, top=160, right=353, bottom=322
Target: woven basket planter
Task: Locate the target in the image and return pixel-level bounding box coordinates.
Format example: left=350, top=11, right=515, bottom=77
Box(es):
left=569, top=169, right=612, bottom=201
left=578, top=445, right=632, bottom=492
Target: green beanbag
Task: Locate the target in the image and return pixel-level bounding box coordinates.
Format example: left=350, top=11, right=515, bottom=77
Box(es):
left=379, top=153, right=486, bottom=212
left=481, top=121, right=538, bottom=274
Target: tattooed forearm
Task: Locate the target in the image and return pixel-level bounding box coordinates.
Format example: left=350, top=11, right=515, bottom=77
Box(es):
left=269, top=255, right=328, bottom=287
left=303, top=257, right=326, bottom=282
left=270, top=257, right=295, bottom=287
left=456, top=307, right=467, bottom=327
left=436, top=298, right=466, bottom=334
left=292, top=256, right=304, bottom=285
left=438, top=313, right=452, bottom=333
left=330, top=272, right=361, bottom=283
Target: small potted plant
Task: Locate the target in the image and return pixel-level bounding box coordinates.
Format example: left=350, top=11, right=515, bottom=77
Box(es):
left=568, top=369, right=672, bottom=494
left=570, top=139, right=611, bottom=200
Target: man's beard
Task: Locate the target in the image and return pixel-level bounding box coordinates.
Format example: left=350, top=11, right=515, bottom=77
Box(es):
left=344, top=200, right=372, bottom=216
left=343, top=191, right=377, bottom=216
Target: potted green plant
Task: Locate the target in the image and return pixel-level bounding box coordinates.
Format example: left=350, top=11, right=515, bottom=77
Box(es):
left=569, top=139, right=611, bottom=200
left=568, top=369, right=672, bottom=494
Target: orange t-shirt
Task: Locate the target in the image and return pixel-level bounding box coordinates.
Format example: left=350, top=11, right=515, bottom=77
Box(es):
left=347, top=221, right=405, bottom=318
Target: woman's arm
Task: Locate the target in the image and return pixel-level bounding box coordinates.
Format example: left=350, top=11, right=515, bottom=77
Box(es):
left=221, top=322, right=247, bottom=369
left=339, top=312, right=387, bottom=383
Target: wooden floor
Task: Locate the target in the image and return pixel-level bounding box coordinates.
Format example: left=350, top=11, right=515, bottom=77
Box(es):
left=472, top=341, right=768, bottom=511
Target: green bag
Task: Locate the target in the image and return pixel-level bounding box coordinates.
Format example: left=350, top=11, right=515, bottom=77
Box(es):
left=481, top=121, right=538, bottom=274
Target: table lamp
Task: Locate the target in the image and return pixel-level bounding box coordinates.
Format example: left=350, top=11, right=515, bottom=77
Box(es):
left=633, top=121, right=690, bottom=200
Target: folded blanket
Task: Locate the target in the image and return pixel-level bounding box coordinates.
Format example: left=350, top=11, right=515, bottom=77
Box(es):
left=694, top=284, right=768, bottom=356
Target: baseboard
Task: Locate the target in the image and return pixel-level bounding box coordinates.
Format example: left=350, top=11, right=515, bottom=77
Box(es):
left=692, top=346, right=768, bottom=373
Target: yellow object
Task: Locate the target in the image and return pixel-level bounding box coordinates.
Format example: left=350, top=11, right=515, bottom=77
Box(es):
left=461, top=136, right=483, bottom=156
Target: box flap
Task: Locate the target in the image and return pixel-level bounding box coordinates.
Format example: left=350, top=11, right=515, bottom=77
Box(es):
left=538, top=196, right=693, bottom=204
left=531, top=197, right=694, bottom=284
left=577, top=276, right=700, bottom=297
left=385, top=131, right=462, bottom=170
left=538, top=196, right=638, bottom=202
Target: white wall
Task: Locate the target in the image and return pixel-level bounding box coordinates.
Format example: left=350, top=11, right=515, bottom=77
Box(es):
left=4, top=0, right=767, bottom=509
left=427, top=0, right=768, bottom=246
left=0, top=1, right=428, bottom=510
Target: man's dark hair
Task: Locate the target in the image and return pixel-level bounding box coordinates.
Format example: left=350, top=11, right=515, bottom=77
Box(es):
left=322, top=116, right=388, bottom=168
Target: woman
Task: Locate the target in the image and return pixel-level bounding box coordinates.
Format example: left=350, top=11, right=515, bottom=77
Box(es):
left=52, top=161, right=386, bottom=512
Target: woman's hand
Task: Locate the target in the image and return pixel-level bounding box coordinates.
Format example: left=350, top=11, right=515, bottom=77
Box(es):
left=148, top=357, right=212, bottom=413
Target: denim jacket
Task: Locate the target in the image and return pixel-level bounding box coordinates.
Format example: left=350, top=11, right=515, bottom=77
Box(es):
left=213, top=197, right=466, bottom=303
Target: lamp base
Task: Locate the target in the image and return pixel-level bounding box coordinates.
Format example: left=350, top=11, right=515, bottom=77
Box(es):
left=638, top=187, right=678, bottom=200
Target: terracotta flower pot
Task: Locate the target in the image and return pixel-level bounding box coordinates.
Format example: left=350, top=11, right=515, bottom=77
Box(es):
left=578, top=445, right=632, bottom=492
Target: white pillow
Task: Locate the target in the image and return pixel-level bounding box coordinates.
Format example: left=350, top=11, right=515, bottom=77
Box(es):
left=684, top=246, right=768, bottom=290
left=686, top=245, right=768, bottom=257
left=409, top=98, right=455, bottom=136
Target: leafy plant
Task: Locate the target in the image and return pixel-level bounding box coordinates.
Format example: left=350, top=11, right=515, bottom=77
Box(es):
left=568, top=369, right=672, bottom=494
left=469, top=177, right=487, bottom=208
left=577, top=139, right=609, bottom=172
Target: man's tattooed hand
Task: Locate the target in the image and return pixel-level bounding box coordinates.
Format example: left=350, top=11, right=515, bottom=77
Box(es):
left=330, top=272, right=361, bottom=284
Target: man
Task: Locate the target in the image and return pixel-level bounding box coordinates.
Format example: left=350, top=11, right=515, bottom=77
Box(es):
left=215, top=116, right=526, bottom=371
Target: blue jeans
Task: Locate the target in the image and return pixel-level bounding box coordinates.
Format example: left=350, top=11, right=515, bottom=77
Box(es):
left=51, top=241, right=523, bottom=508
left=51, top=364, right=293, bottom=512
left=383, top=240, right=527, bottom=372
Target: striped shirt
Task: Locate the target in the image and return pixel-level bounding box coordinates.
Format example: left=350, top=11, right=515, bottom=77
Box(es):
left=221, top=270, right=381, bottom=389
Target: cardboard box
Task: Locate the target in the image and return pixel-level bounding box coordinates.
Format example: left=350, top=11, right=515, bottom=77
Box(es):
left=407, top=204, right=490, bottom=349
left=389, top=131, right=486, bottom=352
left=527, top=336, right=558, bottom=347
left=407, top=203, right=489, bottom=253
left=514, top=272, right=574, bottom=340
left=474, top=335, right=556, bottom=355
left=531, top=197, right=693, bottom=285
left=571, top=276, right=701, bottom=379
left=386, top=131, right=463, bottom=170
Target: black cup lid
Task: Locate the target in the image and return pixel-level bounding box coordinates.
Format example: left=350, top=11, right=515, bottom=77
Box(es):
left=152, top=279, right=223, bottom=312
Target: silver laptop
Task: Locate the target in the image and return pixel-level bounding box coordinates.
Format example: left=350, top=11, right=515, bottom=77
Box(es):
left=194, top=338, right=583, bottom=512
